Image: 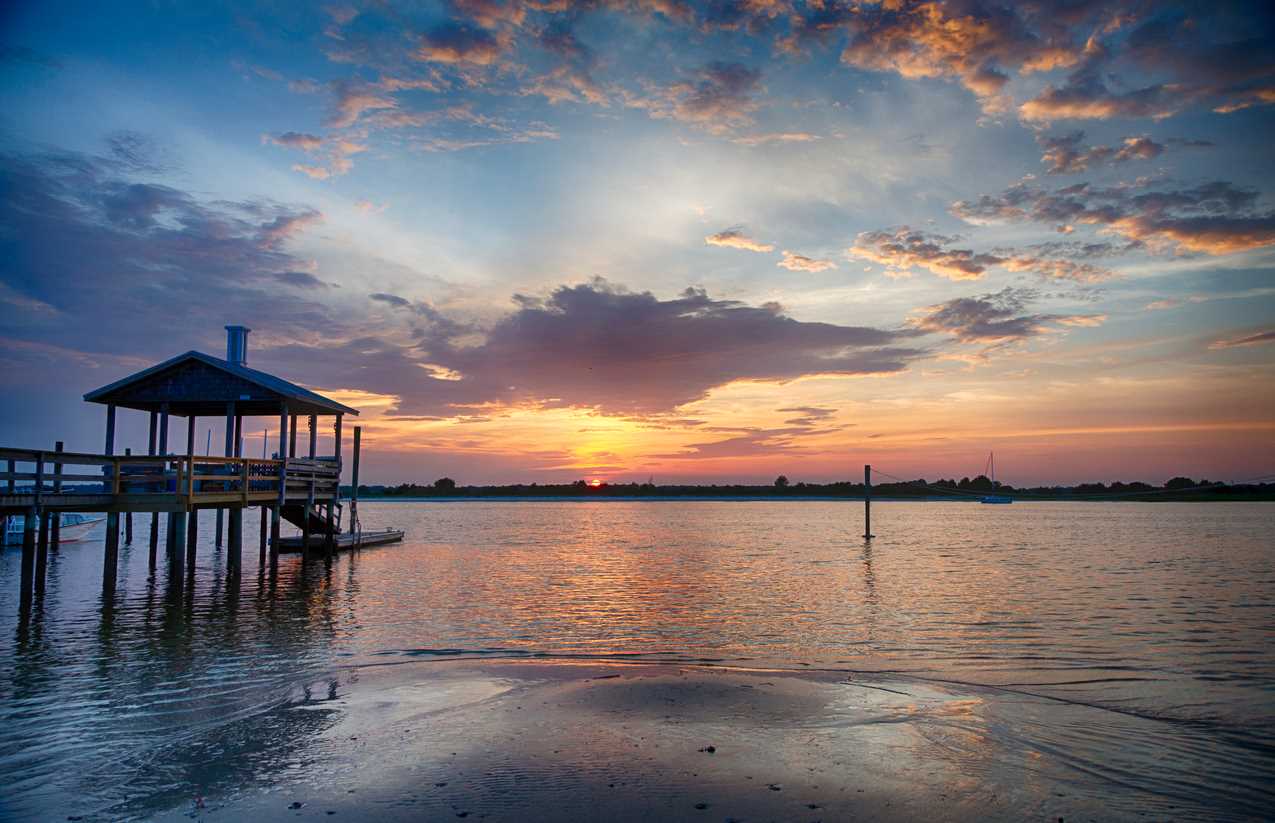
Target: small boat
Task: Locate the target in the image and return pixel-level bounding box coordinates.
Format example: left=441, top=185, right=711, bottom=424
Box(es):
left=3, top=512, right=106, bottom=544
left=980, top=451, right=1013, bottom=504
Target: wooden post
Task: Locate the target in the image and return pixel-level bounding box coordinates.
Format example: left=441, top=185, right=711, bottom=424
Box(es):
left=187, top=508, right=198, bottom=573
left=349, top=426, right=361, bottom=536
left=170, top=510, right=186, bottom=581
left=105, top=404, right=117, bottom=456
left=259, top=504, right=268, bottom=565
left=158, top=402, right=169, bottom=455
left=330, top=414, right=344, bottom=555
left=35, top=507, right=49, bottom=596
left=272, top=404, right=288, bottom=558
left=51, top=441, right=63, bottom=545
left=123, top=448, right=134, bottom=544
left=6, top=458, right=13, bottom=494
left=20, top=508, right=37, bottom=609
left=289, top=414, right=298, bottom=458
left=33, top=451, right=43, bottom=508
left=864, top=464, right=873, bottom=540
left=103, top=511, right=120, bottom=598
left=148, top=412, right=159, bottom=566
left=308, top=415, right=317, bottom=458
left=302, top=477, right=313, bottom=560
left=228, top=507, right=243, bottom=573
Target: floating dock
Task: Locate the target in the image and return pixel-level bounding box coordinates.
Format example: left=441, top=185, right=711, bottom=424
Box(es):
left=277, top=528, right=404, bottom=553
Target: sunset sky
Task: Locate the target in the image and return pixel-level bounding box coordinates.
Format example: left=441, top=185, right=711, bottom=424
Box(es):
left=2, top=1, right=1273, bottom=485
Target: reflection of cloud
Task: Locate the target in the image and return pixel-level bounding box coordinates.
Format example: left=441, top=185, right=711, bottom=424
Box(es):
left=706, top=226, right=773, bottom=253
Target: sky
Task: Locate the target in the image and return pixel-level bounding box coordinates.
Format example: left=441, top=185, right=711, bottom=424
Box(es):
left=1, top=0, right=1273, bottom=486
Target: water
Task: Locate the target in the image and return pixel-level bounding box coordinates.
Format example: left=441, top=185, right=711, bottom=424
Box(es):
left=1, top=501, right=1273, bottom=819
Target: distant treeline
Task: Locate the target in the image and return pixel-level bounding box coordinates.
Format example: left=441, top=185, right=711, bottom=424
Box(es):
left=343, top=474, right=1275, bottom=502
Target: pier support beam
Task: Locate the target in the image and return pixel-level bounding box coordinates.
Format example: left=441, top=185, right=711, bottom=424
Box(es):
left=349, top=426, right=361, bottom=537
left=103, top=511, right=120, bottom=598
left=259, top=505, right=268, bottom=565
left=272, top=405, right=289, bottom=561
left=148, top=411, right=159, bottom=566
left=228, top=508, right=242, bottom=573
left=186, top=509, right=198, bottom=573
left=123, top=448, right=133, bottom=544
left=19, top=509, right=36, bottom=609
left=51, top=441, right=63, bottom=546
left=169, top=511, right=186, bottom=582
left=863, top=464, right=874, bottom=540
left=35, top=509, right=49, bottom=596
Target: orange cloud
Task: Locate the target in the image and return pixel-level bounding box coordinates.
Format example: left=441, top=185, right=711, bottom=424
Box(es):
left=706, top=226, right=774, bottom=253
left=777, top=250, right=836, bottom=272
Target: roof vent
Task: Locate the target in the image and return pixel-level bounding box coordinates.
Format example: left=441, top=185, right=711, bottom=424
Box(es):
left=225, top=325, right=251, bottom=366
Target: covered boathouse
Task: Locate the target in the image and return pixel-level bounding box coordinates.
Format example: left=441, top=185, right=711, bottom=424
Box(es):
left=2, top=325, right=380, bottom=606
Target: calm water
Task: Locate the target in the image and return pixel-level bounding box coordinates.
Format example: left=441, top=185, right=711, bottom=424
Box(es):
left=1, top=500, right=1273, bottom=819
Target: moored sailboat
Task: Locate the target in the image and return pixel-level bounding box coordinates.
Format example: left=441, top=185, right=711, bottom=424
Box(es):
left=981, top=451, right=1013, bottom=504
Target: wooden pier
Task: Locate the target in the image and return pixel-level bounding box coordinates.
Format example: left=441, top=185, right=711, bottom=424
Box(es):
left=2, top=325, right=403, bottom=609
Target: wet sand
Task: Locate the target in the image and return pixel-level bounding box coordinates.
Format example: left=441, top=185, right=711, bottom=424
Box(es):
left=148, top=658, right=1175, bottom=822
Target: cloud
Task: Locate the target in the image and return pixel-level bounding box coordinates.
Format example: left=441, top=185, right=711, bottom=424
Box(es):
left=849, top=226, right=1115, bottom=282
left=952, top=180, right=1275, bottom=255
left=706, top=226, right=774, bottom=253
left=326, top=81, right=397, bottom=128
left=627, top=61, right=763, bottom=133
left=1145, top=298, right=1182, bottom=311
left=1038, top=131, right=1164, bottom=174
left=266, top=131, right=367, bottom=179
left=369, top=292, right=412, bottom=308
left=0, top=147, right=336, bottom=361
left=731, top=132, right=820, bottom=146
left=263, top=131, right=325, bottom=151
left=1020, top=10, right=1275, bottom=121
left=777, top=251, right=837, bottom=272
left=848, top=227, right=1003, bottom=281
left=836, top=1, right=1085, bottom=115
left=911, top=287, right=1103, bottom=347
left=274, top=271, right=330, bottom=288
left=1020, top=77, right=1179, bottom=122
left=415, top=22, right=509, bottom=65
left=305, top=279, right=924, bottom=417
left=1209, top=330, right=1275, bottom=350
left=449, top=0, right=528, bottom=29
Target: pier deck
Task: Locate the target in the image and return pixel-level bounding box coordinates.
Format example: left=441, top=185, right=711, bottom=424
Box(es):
left=1, top=448, right=337, bottom=514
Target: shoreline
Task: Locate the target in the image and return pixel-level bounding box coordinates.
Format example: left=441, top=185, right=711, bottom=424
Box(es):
left=349, top=495, right=1275, bottom=503
left=134, top=658, right=1239, bottom=823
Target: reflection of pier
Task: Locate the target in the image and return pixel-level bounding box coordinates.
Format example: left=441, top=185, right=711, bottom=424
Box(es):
left=2, top=326, right=401, bottom=608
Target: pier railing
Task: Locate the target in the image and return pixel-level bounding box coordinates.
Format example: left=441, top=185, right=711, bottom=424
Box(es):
left=0, top=447, right=338, bottom=511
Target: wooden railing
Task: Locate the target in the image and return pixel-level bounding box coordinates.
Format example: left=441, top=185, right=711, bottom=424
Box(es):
left=0, top=447, right=340, bottom=506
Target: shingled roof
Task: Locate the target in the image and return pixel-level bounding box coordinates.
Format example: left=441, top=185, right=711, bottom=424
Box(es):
left=84, top=350, right=359, bottom=418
